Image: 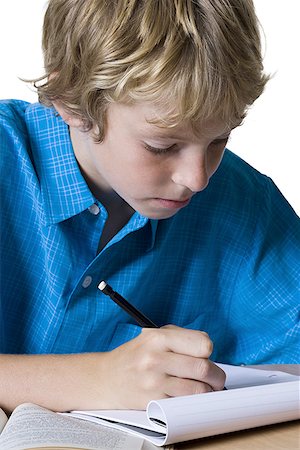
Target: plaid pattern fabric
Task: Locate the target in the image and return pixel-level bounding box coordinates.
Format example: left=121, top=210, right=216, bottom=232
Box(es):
left=1, top=100, right=299, bottom=363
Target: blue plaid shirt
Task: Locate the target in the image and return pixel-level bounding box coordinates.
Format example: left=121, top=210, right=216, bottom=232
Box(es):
left=1, top=100, right=299, bottom=363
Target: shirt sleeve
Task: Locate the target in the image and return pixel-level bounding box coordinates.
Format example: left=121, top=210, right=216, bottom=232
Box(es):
left=227, top=176, right=300, bottom=364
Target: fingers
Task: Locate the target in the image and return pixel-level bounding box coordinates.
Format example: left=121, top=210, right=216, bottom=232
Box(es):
left=108, top=326, right=224, bottom=409
left=139, top=326, right=225, bottom=395
left=142, top=325, right=214, bottom=359
left=161, top=352, right=226, bottom=392
left=164, top=376, right=214, bottom=397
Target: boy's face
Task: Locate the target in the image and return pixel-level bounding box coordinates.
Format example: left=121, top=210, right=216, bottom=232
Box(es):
left=71, top=102, right=232, bottom=220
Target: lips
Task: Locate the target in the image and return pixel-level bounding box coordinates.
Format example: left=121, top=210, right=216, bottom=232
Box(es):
left=154, top=197, right=191, bottom=210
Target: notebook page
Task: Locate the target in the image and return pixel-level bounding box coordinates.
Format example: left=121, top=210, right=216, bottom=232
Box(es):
left=66, top=411, right=166, bottom=447
left=217, top=363, right=299, bottom=388
left=148, top=380, right=300, bottom=445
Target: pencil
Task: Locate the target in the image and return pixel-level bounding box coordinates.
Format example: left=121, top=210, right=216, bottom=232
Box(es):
left=98, top=281, right=158, bottom=328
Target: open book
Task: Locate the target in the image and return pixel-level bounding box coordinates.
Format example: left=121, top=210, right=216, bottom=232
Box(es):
left=0, top=404, right=172, bottom=450
left=66, top=364, right=300, bottom=447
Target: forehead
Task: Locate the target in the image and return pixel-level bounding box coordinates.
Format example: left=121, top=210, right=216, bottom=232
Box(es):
left=109, top=101, right=240, bottom=139
left=142, top=111, right=240, bottom=140
left=142, top=119, right=233, bottom=140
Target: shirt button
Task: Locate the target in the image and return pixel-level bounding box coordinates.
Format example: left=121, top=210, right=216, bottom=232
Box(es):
left=82, top=276, right=92, bottom=288
left=88, top=204, right=100, bottom=215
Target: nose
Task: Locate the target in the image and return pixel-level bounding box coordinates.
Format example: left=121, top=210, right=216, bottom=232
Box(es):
left=171, top=151, right=209, bottom=193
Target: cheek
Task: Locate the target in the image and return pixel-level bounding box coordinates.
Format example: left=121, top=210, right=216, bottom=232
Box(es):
left=128, top=151, right=169, bottom=182
left=109, top=152, right=165, bottom=192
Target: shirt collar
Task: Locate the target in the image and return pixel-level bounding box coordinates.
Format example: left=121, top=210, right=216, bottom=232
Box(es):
left=103, top=212, right=158, bottom=253
left=26, top=103, right=95, bottom=225
left=149, top=219, right=158, bottom=250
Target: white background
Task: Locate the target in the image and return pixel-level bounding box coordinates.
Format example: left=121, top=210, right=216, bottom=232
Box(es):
left=0, top=1, right=299, bottom=215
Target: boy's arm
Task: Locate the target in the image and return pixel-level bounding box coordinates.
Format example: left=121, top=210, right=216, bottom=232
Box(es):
left=226, top=179, right=300, bottom=364
left=0, top=325, right=225, bottom=413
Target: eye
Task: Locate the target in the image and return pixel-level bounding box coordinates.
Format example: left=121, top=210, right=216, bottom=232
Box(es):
left=143, top=143, right=177, bottom=155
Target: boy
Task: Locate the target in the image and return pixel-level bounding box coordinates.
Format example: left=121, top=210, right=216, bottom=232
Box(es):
left=0, top=0, right=299, bottom=414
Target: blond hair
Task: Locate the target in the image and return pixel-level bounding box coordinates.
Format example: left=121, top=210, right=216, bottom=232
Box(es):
left=33, top=0, right=269, bottom=140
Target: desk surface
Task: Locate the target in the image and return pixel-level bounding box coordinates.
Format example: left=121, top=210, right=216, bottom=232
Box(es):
left=176, top=420, right=299, bottom=449
left=176, top=365, right=300, bottom=450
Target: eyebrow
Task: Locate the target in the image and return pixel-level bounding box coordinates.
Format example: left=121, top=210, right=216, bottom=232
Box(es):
left=144, top=132, right=187, bottom=141
left=143, top=121, right=242, bottom=141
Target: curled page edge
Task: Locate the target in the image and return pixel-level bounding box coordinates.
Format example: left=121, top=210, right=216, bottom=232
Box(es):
left=147, top=380, right=300, bottom=445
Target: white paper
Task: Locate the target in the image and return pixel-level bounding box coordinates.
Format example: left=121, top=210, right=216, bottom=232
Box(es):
left=148, top=380, right=300, bottom=444
left=68, top=364, right=300, bottom=446
left=216, top=363, right=299, bottom=388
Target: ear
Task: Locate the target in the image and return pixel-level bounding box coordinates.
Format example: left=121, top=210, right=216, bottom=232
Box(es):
left=52, top=100, right=84, bottom=128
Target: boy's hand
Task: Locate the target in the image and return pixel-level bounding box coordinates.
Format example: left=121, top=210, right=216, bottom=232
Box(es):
left=104, top=325, right=226, bottom=409
left=0, top=326, right=225, bottom=413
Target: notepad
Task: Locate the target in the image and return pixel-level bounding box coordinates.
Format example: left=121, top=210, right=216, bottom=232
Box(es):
left=66, top=364, right=300, bottom=446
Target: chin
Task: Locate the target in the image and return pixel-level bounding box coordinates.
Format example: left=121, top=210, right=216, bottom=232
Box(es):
left=140, top=209, right=178, bottom=220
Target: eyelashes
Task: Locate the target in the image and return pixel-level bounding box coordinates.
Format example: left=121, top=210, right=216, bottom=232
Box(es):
left=143, top=143, right=177, bottom=155
left=143, top=137, right=229, bottom=156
